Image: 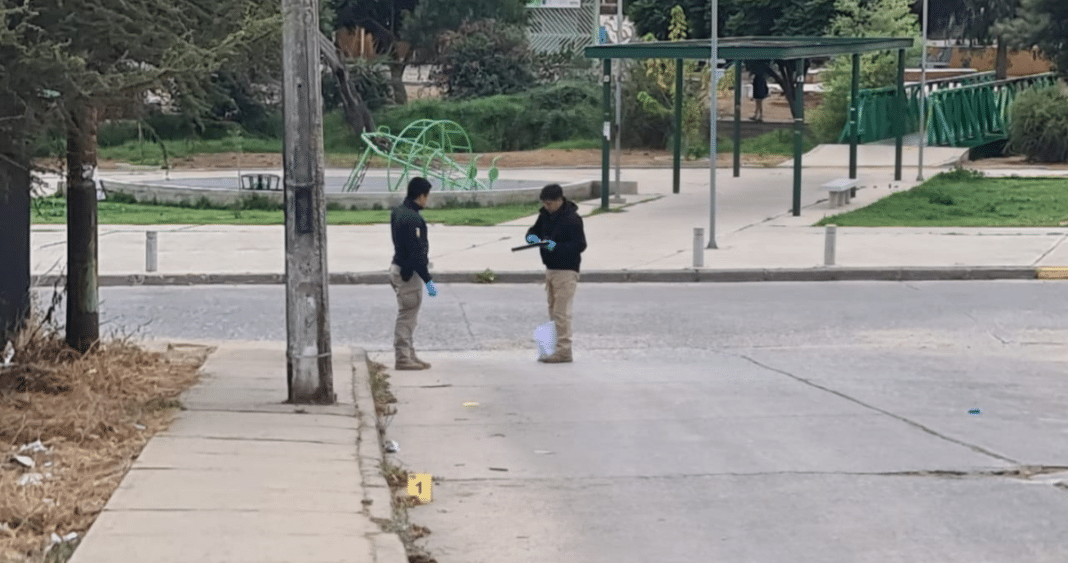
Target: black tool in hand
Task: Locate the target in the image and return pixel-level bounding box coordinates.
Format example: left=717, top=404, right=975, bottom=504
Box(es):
left=511, top=241, right=550, bottom=252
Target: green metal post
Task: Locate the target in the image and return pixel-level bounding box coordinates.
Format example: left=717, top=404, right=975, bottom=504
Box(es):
left=792, top=59, right=805, bottom=217
left=673, top=59, right=683, bottom=194
left=849, top=53, right=860, bottom=179
left=895, top=49, right=905, bottom=181
left=602, top=58, right=611, bottom=210
left=733, top=60, right=742, bottom=177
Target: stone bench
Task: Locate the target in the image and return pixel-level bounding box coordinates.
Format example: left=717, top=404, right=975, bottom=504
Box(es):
left=823, top=178, right=858, bottom=209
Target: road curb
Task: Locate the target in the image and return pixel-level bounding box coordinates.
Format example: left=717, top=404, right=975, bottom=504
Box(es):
left=350, top=349, right=409, bottom=563
left=31, top=267, right=1047, bottom=287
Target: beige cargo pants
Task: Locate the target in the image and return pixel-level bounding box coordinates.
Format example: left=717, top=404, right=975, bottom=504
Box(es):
left=389, top=264, right=423, bottom=363
left=545, top=269, right=579, bottom=356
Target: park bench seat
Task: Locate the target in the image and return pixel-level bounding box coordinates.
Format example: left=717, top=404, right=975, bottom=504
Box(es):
left=823, top=178, right=858, bottom=209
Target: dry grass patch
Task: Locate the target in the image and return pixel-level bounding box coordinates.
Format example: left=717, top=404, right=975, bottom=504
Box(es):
left=0, top=316, right=209, bottom=563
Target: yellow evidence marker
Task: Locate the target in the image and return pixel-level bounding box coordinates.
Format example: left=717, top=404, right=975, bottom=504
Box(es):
left=407, top=473, right=432, bottom=503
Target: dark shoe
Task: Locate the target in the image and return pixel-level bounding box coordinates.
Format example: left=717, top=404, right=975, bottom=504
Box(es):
left=539, top=352, right=573, bottom=364
left=395, top=361, right=426, bottom=371
left=413, top=357, right=432, bottom=369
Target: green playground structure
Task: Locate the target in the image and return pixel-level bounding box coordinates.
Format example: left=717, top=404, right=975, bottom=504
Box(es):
left=343, top=119, right=503, bottom=193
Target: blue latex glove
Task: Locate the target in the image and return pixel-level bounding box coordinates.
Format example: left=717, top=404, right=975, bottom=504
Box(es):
left=526, top=234, right=540, bottom=244
left=545, top=240, right=556, bottom=252
left=426, top=281, right=438, bottom=297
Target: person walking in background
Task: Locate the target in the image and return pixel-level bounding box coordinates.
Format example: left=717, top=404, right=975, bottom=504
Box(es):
left=390, top=177, right=437, bottom=371
left=750, top=63, right=769, bottom=122
left=525, top=184, right=587, bottom=364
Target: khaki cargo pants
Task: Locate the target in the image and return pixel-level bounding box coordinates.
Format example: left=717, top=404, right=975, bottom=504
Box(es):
left=389, top=264, right=423, bottom=363
left=545, top=269, right=580, bottom=356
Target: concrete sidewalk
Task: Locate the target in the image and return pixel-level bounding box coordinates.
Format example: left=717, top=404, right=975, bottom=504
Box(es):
left=67, top=342, right=405, bottom=563
left=29, top=163, right=1068, bottom=284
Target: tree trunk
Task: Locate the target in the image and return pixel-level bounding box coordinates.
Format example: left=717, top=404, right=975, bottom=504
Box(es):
left=389, top=62, right=408, bottom=105
left=0, top=148, right=31, bottom=343
left=995, top=38, right=1008, bottom=80
left=65, top=101, right=100, bottom=353
left=770, top=60, right=806, bottom=119
left=318, top=31, right=377, bottom=136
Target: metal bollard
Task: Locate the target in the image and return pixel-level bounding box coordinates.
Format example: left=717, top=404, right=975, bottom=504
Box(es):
left=146, top=231, right=158, bottom=272
left=693, top=227, right=705, bottom=268
left=824, top=224, right=837, bottom=266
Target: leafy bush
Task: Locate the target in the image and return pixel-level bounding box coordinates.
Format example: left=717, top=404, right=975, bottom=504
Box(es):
left=435, top=19, right=536, bottom=100
left=618, top=7, right=710, bottom=151
left=532, top=38, right=596, bottom=85
left=373, top=81, right=601, bottom=152
left=1006, top=86, right=1068, bottom=163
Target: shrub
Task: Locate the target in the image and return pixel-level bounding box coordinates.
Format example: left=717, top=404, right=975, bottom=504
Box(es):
left=617, top=7, right=710, bottom=151
left=1006, top=86, right=1068, bottom=164
left=436, top=19, right=536, bottom=100
left=373, top=81, right=601, bottom=152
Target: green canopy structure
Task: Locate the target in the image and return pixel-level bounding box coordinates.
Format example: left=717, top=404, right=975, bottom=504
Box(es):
left=584, top=36, right=916, bottom=216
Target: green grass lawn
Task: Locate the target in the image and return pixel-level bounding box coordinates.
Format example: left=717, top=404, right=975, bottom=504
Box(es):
left=719, top=129, right=818, bottom=156
left=30, top=198, right=539, bottom=227
left=816, top=170, right=1068, bottom=227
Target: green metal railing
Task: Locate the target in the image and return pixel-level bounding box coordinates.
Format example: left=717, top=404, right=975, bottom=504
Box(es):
left=926, top=72, right=1058, bottom=147
left=837, top=72, right=996, bottom=144
left=837, top=72, right=1058, bottom=147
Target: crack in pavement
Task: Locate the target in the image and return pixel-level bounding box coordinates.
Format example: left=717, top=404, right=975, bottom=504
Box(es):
left=456, top=301, right=476, bottom=340
left=1031, top=232, right=1068, bottom=266
left=736, top=354, right=1020, bottom=465
left=158, top=435, right=354, bottom=445
left=429, top=235, right=513, bottom=260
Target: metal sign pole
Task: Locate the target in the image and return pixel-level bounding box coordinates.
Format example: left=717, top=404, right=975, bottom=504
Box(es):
left=612, top=0, right=625, bottom=204
left=707, top=0, right=718, bottom=249
left=917, top=0, right=929, bottom=182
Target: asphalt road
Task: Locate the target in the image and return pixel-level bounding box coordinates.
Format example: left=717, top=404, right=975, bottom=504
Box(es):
left=76, top=281, right=1068, bottom=562
left=71, top=280, right=1068, bottom=351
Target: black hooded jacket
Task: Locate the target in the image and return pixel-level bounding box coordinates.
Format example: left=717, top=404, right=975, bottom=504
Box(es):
left=391, top=198, right=432, bottom=282
left=525, top=199, right=587, bottom=272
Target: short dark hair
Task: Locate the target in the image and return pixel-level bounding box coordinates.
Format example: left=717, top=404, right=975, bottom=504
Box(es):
left=407, top=177, right=432, bottom=200
left=539, top=184, right=564, bottom=201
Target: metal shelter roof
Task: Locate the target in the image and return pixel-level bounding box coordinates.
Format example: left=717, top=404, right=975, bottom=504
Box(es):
left=583, top=36, right=915, bottom=60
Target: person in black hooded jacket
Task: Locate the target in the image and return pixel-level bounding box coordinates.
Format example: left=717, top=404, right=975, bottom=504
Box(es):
left=525, top=184, right=587, bottom=363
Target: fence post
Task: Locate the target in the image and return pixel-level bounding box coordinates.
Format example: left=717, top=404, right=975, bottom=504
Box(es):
left=824, top=225, right=837, bottom=266
left=146, top=231, right=158, bottom=273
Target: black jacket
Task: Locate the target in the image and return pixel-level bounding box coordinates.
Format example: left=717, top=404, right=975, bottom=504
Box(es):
left=391, top=198, right=432, bottom=282
left=525, top=200, right=587, bottom=272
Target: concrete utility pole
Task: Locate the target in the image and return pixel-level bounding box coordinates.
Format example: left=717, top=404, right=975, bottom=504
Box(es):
left=282, top=0, right=334, bottom=404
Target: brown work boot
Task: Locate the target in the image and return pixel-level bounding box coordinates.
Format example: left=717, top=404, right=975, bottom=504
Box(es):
left=412, top=355, right=432, bottom=369
left=538, top=352, right=573, bottom=364
left=395, top=360, right=426, bottom=371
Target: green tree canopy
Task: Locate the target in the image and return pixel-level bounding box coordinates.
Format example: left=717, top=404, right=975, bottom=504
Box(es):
left=0, top=0, right=276, bottom=351
left=623, top=0, right=838, bottom=118
left=401, top=0, right=528, bottom=61
left=996, top=0, right=1068, bottom=75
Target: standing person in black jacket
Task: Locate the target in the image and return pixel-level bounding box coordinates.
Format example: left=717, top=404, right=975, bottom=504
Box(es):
left=525, top=184, right=587, bottom=363
left=390, top=177, right=437, bottom=371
